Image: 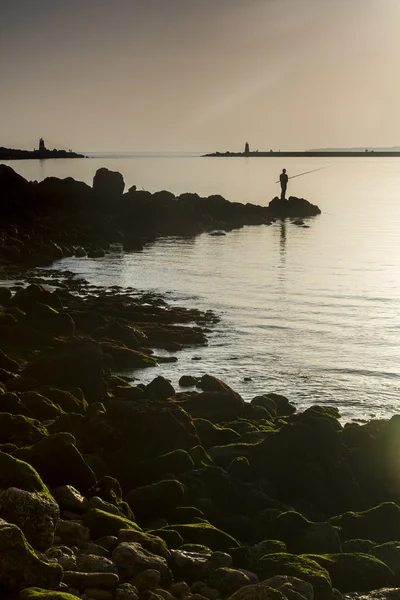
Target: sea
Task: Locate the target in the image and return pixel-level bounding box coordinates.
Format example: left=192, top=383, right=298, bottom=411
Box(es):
left=3, top=152, right=400, bottom=423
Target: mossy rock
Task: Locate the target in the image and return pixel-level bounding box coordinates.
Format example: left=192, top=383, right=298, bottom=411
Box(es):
left=0, top=412, right=48, bottom=446
left=228, top=456, right=252, bottom=481
left=84, top=453, right=109, bottom=480
left=226, top=584, right=289, bottom=600
left=0, top=348, right=20, bottom=371
left=83, top=508, right=141, bottom=538
left=179, top=390, right=245, bottom=422
left=0, top=391, right=32, bottom=417
left=157, top=523, right=239, bottom=552
left=39, top=386, right=88, bottom=414
left=25, top=303, right=75, bottom=337
left=180, top=543, right=212, bottom=553
left=148, top=527, right=183, bottom=549
left=329, top=502, right=400, bottom=543
left=169, top=505, right=205, bottom=524
left=0, top=452, right=50, bottom=496
left=125, top=479, right=185, bottom=519
left=188, top=444, right=213, bottom=468
left=13, top=432, right=97, bottom=491
left=307, top=552, right=395, bottom=592
left=251, top=395, right=278, bottom=419
left=257, top=553, right=333, bottom=600
left=100, top=342, right=156, bottom=369
left=270, top=511, right=341, bottom=554
left=208, top=443, right=255, bottom=470
left=19, top=391, right=64, bottom=420
left=0, top=286, right=12, bottom=306
left=19, top=588, right=79, bottom=600
left=113, top=448, right=194, bottom=490
left=230, top=540, right=287, bottom=571
left=0, top=520, right=62, bottom=593
left=193, top=419, right=240, bottom=449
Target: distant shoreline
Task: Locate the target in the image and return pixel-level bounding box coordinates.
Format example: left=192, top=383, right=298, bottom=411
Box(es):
left=0, top=146, right=86, bottom=160
left=203, top=150, right=400, bottom=158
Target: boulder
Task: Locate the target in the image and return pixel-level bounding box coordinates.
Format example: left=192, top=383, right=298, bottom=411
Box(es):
left=329, top=503, right=400, bottom=543
left=257, top=553, right=333, bottom=600
left=177, top=390, right=245, bottom=422
left=52, top=485, right=88, bottom=512
left=111, top=542, right=171, bottom=583
left=18, top=391, right=64, bottom=420
left=93, top=168, right=125, bottom=198
left=308, top=552, right=395, bottom=593
left=0, top=412, right=48, bottom=446
left=62, top=571, right=119, bottom=591
left=76, top=553, right=118, bottom=574
left=84, top=508, right=141, bottom=539
left=157, top=523, right=239, bottom=552
left=270, top=511, right=341, bottom=554
left=226, top=584, right=287, bottom=600
left=55, top=519, right=90, bottom=546
left=194, top=418, right=240, bottom=450
left=370, top=541, right=400, bottom=576
left=125, top=480, right=185, bottom=519
left=0, top=487, right=59, bottom=550
left=258, top=575, right=314, bottom=600
left=0, top=519, right=62, bottom=593
left=208, top=567, right=251, bottom=594
left=0, top=451, right=50, bottom=495
left=22, top=339, right=108, bottom=404
left=0, top=348, right=20, bottom=371
left=268, top=196, right=321, bottom=218
left=145, top=376, right=175, bottom=400
left=13, top=432, right=97, bottom=491
left=39, top=387, right=87, bottom=414
left=118, top=529, right=170, bottom=559
left=19, top=589, right=80, bottom=600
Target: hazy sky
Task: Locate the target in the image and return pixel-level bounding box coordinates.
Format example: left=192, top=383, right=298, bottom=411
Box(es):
left=1, top=0, right=400, bottom=152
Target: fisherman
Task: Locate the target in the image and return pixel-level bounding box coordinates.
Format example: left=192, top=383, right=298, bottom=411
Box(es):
left=279, top=168, right=288, bottom=200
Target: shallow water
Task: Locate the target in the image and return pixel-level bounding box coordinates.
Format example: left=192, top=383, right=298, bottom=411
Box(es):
left=4, top=154, right=400, bottom=422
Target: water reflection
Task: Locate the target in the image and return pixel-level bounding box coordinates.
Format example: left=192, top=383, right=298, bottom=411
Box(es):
left=279, top=220, right=287, bottom=281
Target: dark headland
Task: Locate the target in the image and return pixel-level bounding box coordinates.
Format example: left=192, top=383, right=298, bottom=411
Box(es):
left=0, top=138, right=85, bottom=160
left=1, top=165, right=400, bottom=600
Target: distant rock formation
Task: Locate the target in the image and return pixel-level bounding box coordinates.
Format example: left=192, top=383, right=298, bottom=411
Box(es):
left=0, top=145, right=85, bottom=160
left=268, top=196, right=321, bottom=218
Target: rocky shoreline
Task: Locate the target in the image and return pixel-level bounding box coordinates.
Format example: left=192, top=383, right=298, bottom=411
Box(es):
left=1, top=165, right=400, bottom=600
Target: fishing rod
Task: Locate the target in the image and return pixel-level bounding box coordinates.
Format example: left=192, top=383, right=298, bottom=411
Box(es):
left=275, top=164, right=334, bottom=183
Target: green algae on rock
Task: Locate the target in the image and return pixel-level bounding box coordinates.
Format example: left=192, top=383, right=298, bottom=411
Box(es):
left=155, top=522, right=240, bottom=552
left=84, top=508, right=141, bottom=539
left=19, top=588, right=81, bottom=600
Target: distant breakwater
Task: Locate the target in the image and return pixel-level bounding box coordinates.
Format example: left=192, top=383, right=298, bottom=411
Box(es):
left=203, top=151, right=400, bottom=157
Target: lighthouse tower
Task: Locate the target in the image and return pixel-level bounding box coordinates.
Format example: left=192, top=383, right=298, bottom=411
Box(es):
left=39, top=138, right=46, bottom=154
left=244, top=142, right=250, bottom=155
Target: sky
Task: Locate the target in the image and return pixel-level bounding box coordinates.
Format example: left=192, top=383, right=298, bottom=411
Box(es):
left=1, top=0, right=400, bottom=152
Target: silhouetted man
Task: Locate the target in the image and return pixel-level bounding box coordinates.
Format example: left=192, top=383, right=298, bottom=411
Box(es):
left=280, top=168, right=288, bottom=200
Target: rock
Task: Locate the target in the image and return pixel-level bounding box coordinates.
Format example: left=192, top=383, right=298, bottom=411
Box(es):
left=157, top=523, right=239, bottom=552
left=268, top=196, right=321, bottom=218
left=117, top=529, right=170, bottom=559
left=52, top=486, right=88, bottom=512
left=177, top=390, right=245, bottom=422
left=96, top=536, right=119, bottom=553
left=0, top=487, right=59, bottom=550
left=309, top=552, right=395, bottom=593
left=88, top=496, right=123, bottom=517
left=24, top=303, right=75, bottom=337
left=84, top=508, right=141, bottom=539
left=39, top=387, right=88, bottom=415
left=145, top=376, right=175, bottom=400
left=342, top=539, right=375, bottom=553
left=0, top=451, right=50, bottom=495
left=22, top=339, right=108, bottom=404
left=225, top=584, right=287, bottom=600
left=125, top=479, right=185, bottom=519
left=62, top=571, right=119, bottom=591
left=0, top=413, right=48, bottom=446
left=80, top=542, right=110, bottom=558
left=93, top=168, right=125, bottom=198
left=0, top=348, right=20, bottom=371
left=19, top=589, right=81, bottom=600
left=13, top=432, right=97, bottom=492
left=179, top=375, right=199, bottom=387
left=208, top=568, right=251, bottom=594
left=132, top=568, right=161, bottom=591
left=370, top=541, right=400, bottom=576
left=0, top=391, right=32, bottom=417
left=259, top=576, right=314, bottom=600
left=257, top=553, right=333, bottom=600
left=231, top=541, right=287, bottom=572
left=330, top=503, right=400, bottom=544
left=111, top=542, right=171, bottom=583
left=270, top=511, right=341, bottom=554
left=0, top=287, right=12, bottom=305
left=114, top=583, right=139, bottom=600
left=18, top=391, right=64, bottom=420
left=0, top=519, right=62, bottom=593
left=194, top=419, right=240, bottom=450
left=76, top=553, right=118, bottom=574
left=169, top=549, right=212, bottom=581
left=55, top=519, right=91, bottom=546
left=11, top=284, right=62, bottom=312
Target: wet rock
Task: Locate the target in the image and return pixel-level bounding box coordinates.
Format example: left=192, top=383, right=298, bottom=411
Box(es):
left=0, top=487, right=59, bottom=550
left=145, top=376, right=175, bottom=400
left=111, top=542, right=171, bottom=583
left=62, top=571, right=119, bottom=591
left=76, top=553, right=118, bottom=574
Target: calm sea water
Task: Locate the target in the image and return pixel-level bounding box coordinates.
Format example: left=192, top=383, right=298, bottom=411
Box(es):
left=4, top=153, right=400, bottom=422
